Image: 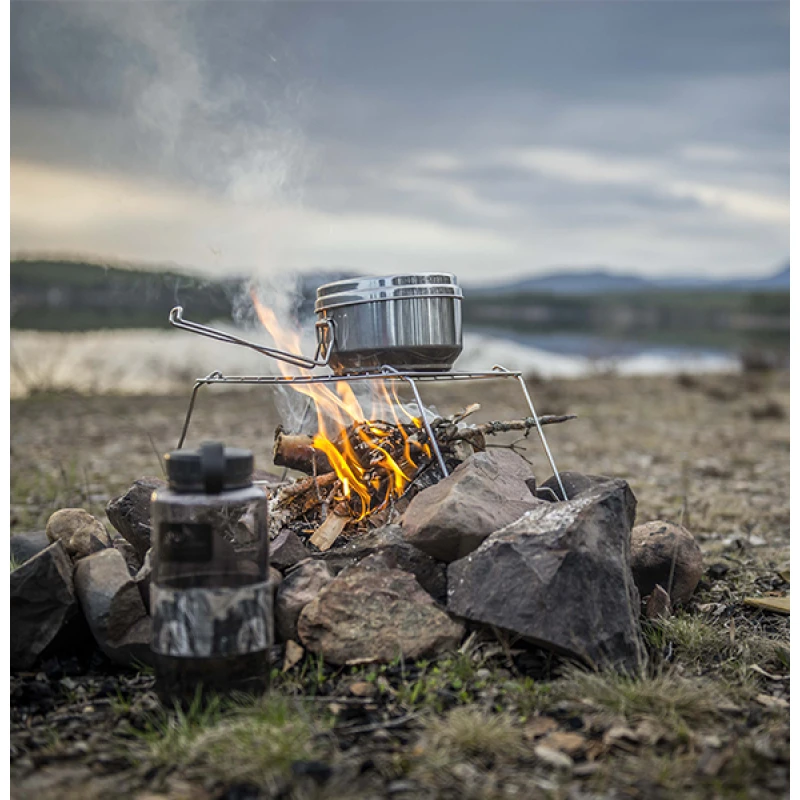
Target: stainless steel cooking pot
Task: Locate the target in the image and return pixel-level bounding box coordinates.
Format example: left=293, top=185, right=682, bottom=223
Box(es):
left=315, top=274, right=462, bottom=373
left=169, top=273, right=463, bottom=375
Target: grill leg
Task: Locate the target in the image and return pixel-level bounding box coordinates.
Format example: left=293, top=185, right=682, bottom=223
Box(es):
left=396, top=374, right=449, bottom=477
left=176, top=372, right=221, bottom=449
left=514, top=374, right=567, bottom=500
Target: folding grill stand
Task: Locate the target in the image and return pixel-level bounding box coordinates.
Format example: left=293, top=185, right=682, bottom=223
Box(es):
left=175, top=364, right=568, bottom=500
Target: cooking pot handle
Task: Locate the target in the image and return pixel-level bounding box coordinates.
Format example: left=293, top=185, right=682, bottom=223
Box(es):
left=169, top=307, right=335, bottom=370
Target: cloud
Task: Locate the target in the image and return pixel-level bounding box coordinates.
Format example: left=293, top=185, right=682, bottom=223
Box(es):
left=9, top=1, right=789, bottom=280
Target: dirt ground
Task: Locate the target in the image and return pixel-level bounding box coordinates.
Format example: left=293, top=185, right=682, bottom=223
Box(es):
left=10, top=369, right=790, bottom=799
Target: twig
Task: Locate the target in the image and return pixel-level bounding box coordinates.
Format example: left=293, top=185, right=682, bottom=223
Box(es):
left=331, top=711, right=422, bottom=737
left=474, top=414, right=577, bottom=435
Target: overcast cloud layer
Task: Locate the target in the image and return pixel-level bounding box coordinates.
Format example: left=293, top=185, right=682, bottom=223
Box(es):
left=10, top=1, right=789, bottom=283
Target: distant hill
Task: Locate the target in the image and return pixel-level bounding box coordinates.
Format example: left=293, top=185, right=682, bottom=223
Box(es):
left=10, top=258, right=241, bottom=330
left=469, top=263, right=790, bottom=296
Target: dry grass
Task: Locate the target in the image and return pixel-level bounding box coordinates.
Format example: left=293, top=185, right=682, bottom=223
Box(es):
left=553, top=665, right=725, bottom=734
left=133, top=693, right=322, bottom=789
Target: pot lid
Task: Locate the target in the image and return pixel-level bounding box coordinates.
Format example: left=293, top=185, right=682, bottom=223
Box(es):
left=315, top=273, right=462, bottom=312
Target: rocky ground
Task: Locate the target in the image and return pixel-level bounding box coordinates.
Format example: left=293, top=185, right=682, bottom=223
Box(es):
left=10, top=369, right=790, bottom=799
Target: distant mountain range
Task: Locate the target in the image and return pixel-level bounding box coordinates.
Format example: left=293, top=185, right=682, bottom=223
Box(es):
left=468, top=263, right=789, bottom=295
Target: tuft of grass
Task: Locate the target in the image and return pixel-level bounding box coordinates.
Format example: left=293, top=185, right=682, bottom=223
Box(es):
left=416, top=705, right=525, bottom=769
left=10, top=556, right=22, bottom=572
left=131, top=691, right=322, bottom=788
left=646, top=613, right=789, bottom=686
left=554, top=666, right=724, bottom=734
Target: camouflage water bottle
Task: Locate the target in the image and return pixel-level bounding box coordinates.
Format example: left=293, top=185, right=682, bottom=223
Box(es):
left=150, top=442, right=270, bottom=704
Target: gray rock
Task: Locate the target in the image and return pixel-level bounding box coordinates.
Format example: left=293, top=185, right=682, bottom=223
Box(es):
left=269, top=529, right=311, bottom=571
left=106, top=477, right=167, bottom=560
left=11, top=541, right=77, bottom=670
left=645, top=584, right=672, bottom=620
left=401, top=450, right=543, bottom=563
left=630, top=521, right=704, bottom=605
left=46, top=508, right=111, bottom=561
left=134, top=550, right=152, bottom=614
left=111, top=533, right=143, bottom=576
left=74, top=548, right=152, bottom=667
left=448, top=479, right=645, bottom=674
left=10, top=530, right=50, bottom=565
left=275, top=560, right=334, bottom=642
left=321, top=524, right=448, bottom=604
left=537, top=471, right=617, bottom=503
left=298, top=566, right=464, bottom=665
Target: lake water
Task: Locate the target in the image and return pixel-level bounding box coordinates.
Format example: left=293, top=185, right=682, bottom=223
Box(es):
left=9, top=325, right=740, bottom=398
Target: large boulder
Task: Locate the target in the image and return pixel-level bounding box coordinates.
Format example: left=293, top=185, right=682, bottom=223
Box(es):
left=401, top=450, right=543, bottom=563
left=298, top=566, right=464, bottom=666
left=448, top=479, right=645, bottom=674
left=106, top=477, right=167, bottom=560
left=321, top=524, right=447, bottom=604
left=10, top=530, right=50, bottom=565
left=630, top=521, right=704, bottom=605
left=275, top=560, right=334, bottom=642
left=11, top=541, right=78, bottom=670
left=74, top=548, right=152, bottom=667
left=46, top=508, right=111, bottom=561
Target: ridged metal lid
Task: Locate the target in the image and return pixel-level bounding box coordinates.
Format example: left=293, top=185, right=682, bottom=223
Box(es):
left=165, top=442, right=253, bottom=493
left=315, top=273, right=462, bottom=312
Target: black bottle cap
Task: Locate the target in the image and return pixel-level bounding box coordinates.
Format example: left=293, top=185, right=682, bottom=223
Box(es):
left=164, top=442, right=254, bottom=493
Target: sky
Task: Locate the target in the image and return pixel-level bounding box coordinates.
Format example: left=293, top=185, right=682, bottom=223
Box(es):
left=9, top=0, right=789, bottom=284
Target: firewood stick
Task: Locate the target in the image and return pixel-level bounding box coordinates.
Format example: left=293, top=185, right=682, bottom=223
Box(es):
left=278, top=471, right=338, bottom=498
left=309, top=506, right=350, bottom=551
left=472, top=414, right=576, bottom=435
left=273, top=429, right=332, bottom=474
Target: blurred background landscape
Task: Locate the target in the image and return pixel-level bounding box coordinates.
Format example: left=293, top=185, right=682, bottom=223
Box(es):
left=10, top=2, right=788, bottom=394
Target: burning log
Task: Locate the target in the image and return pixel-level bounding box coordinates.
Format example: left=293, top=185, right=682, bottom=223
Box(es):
left=273, top=427, right=332, bottom=474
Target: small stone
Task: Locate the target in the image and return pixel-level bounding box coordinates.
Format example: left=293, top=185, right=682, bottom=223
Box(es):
left=448, top=479, right=644, bottom=674
left=298, top=566, right=464, bottom=665
left=534, top=744, right=573, bottom=770
left=630, top=521, right=704, bottom=605
left=348, top=681, right=376, bottom=698
left=542, top=731, right=587, bottom=757
left=402, top=450, right=543, bottom=563
left=275, top=560, right=333, bottom=642
left=11, top=541, right=77, bottom=670
left=105, top=477, right=167, bottom=559
left=645, top=584, right=672, bottom=620
left=46, top=508, right=111, bottom=561
left=282, top=640, right=305, bottom=672
left=10, top=531, right=50, bottom=565
left=74, top=548, right=152, bottom=667
left=524, top=717, right=559, bottom=740
left=269, top=529, right=311, bottom=571
left=707, top=562, right=730, bottom=580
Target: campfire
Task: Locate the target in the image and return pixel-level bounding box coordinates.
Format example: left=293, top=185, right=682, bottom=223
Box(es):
left=252, top=291, right=574, bottom=550
left=168, top=274, right=574, bottom=551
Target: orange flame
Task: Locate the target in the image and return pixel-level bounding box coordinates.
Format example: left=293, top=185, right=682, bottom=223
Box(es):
left=251, top=290, right=422, bottom=520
